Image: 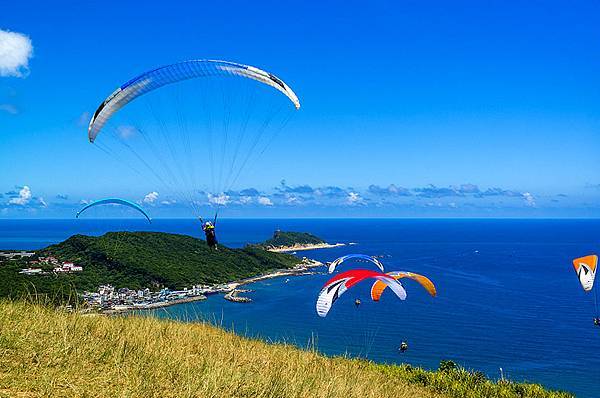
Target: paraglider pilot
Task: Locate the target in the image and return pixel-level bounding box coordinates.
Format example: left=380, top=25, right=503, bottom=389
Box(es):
left=199, top=214, right=218, bottom=250
left=399, top=341, right=408, bottom=353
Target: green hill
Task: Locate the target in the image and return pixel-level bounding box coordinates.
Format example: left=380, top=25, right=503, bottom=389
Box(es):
left=0, top=231, right=300, bottom=302
left=261, top=230, right=326, bottom=248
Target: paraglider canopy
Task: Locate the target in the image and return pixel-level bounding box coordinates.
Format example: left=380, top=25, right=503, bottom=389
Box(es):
left=328, top=254, right=385, bottom=274
left=572, top=255, right=597, bottom=292
left=371, top=271, right=436, bottom=301
left=76, top=198, right=152, bottom=223
left=87, top=59, right=300, bottom=218
left=88, top=60, right=300, bottom=142
left=316, top=269, right=406, bottom=317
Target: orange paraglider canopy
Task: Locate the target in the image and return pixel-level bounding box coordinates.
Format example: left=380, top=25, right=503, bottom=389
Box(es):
left=371, top=271, right=436, bottom=301
left=572, top=255, right=597, bottom=292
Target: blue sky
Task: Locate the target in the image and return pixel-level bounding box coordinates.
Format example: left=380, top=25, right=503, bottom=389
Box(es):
left=1, top=0, right=599, bottom=218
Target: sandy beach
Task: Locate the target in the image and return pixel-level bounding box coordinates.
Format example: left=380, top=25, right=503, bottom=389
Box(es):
left=267, top=242, right=345, bottom=253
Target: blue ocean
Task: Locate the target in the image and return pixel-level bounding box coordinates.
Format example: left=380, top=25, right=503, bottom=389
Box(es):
left=1, top=219, right=598, bottom=397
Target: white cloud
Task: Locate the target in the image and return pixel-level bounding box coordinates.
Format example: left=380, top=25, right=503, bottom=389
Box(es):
left=143, top=191, right=159, bottom=204
left=0, top=103, right=18, bottom=114
left=38, top=197, right=47, bottom=208
left=9, top=186, right=31, bottom=205
left=116, top=125, right=139, bottom=140
left=522, top=192, right=536, bottom=207
left=208, top=193, right=230, bottom=206
left=0, top=29, right=33, bottom=77
left=258, top=196, right=273, bottom=206
left=160, top=200, right=176, bottom=206
left=239, top=196, right=253, bottom=205
left=78, top=111, right=90, bottom=127
left=286, top=195, right=299, bottom=204
left=347, top=192, right=364, bottom=205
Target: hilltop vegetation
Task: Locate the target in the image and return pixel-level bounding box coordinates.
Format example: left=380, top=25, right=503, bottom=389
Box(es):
left=0, top=231, right=300, bottom=302
left=261, top=230, right=326, bottom=248
left=0, top=300, right=571, bottom=398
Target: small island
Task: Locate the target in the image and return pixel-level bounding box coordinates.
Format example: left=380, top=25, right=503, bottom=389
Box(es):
left=260, top=230, right=345, bottom=252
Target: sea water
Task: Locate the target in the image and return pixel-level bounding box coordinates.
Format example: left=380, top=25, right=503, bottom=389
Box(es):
left=1, top=218, right=598, bottom=397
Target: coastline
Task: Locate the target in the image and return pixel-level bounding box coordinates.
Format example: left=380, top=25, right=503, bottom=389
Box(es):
left=104, top=294, right=208, bottom=314
left=267, top=242, right=345, bottom=252
left=101, top=258, right=324, bottom=314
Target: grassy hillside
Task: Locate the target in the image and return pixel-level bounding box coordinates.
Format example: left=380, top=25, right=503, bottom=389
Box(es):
left=262, top=230, right=326, bottom=248
left=0, top=300, right=571, bottom=398
left=0, top=232, right=300, bottom=302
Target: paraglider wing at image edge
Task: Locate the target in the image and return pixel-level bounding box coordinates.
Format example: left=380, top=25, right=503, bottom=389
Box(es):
left=572, top=255, right=597, bottom=292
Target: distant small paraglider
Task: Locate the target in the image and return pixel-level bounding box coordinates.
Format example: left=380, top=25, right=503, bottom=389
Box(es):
left=399, top=341, right=408, bottom=353
left=354, top=298, right=361, bottom=307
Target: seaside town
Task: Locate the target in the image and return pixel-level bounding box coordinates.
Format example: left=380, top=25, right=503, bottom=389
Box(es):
left=1, top=248, right=327, bottom=312
left=0, top=251, right=83, bottom=275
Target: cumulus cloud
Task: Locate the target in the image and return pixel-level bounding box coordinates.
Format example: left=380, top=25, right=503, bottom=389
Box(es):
left=258, top=196, right=273, bottom=206
left=8, top=185, right=31, bottom=205
left=457, top=184, right=480, bottom=194
left=0, top=29, right=33, bottom=77
left=317, top=186, right=348, bottom=198
left=277, top=180, right=315, bottom=194
left=414, top=184, right=463, bottom=198
left=55, top=194, right=69, bottom=200
left=239, top=196, right=253, bottom=205
left=116, top=125, right=139, bottom=140
left=143, top=191, right=159, bottom=204
left=347, top=192, right=364, bottom=205
left=208, top=193, right=230, bottom=206
left=476, top=187, right=520, bottom=197
left=368, top=184, right=411, bottom=196
left=522, top=192, right=536, bottom=207
left=239, top=188, right=261, bottom=197
left=286, top=195, right=299, bottom=204
left=0, top=103, right=18, bottom=114
left=38, top=197, right=47, bottom=208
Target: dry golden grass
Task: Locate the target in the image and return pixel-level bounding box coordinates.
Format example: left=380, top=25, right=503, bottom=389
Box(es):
left=0, top=301, right=442, bottom=398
